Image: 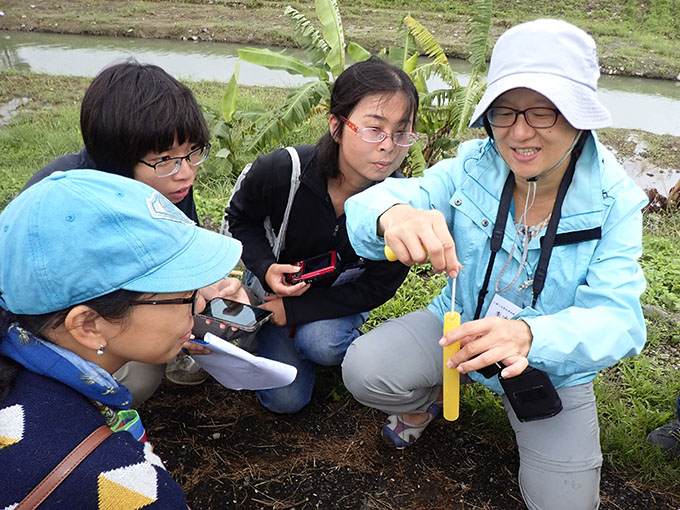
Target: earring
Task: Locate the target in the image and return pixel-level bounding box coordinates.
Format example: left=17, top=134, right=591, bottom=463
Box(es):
left=96, top=344, right=105, bottom=356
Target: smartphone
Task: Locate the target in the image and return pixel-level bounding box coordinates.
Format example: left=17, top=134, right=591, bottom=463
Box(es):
left=195, top=298, right=273, bottom=333
left=285, top=250, right=341, bottom=284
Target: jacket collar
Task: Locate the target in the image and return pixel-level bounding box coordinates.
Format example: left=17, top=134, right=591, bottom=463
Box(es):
left=461, top=133, right=605, bottom=242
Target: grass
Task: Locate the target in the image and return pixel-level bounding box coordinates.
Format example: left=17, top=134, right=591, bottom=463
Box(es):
left=1, top=68, right=679, bottom=496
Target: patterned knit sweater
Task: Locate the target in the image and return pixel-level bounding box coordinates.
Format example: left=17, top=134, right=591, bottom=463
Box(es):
left=0, top=369, right=187, bottom=509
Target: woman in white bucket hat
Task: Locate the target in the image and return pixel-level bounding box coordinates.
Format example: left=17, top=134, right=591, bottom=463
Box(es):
left=342, top=19, right=647, bottom=509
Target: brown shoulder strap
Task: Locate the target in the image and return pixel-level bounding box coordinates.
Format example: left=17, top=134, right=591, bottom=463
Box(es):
left=17, top=425, right=113, bottom=510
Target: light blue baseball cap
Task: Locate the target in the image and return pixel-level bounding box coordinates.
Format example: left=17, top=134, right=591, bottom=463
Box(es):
left=0, top=170, right=242, bottom=315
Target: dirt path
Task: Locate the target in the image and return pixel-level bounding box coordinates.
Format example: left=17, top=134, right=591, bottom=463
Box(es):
left=143, top=376, right=680, bottom=509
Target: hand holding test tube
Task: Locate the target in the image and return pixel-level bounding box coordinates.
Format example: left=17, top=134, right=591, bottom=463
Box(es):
left=385, top=245, right=460, bottom=421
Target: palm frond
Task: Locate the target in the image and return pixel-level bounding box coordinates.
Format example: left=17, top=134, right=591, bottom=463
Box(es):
left=284, top=6, right=329, bottom=68
left=467, top=0, right=493, bottom=73
left=246, top=80, right=331, bottom=151
left=403, top=15, right=448, bottom=66
left=454, top=81, right=486, bottom=136
left=420, top=88, right=458, bottom=108
left=410, top=62, right=460, bottom=89
left=406, top=140, right=428, bottom=178
left=388, top=22, right=419, bottom=71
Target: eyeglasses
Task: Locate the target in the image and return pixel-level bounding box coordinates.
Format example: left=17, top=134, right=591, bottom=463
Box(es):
left=486, top=107, right=561, bottom=129
left=131, top=289, right=201, bottom=316
left=339, top=116, right=418, bottom=147
left=138, top=143, right=211, bottom=178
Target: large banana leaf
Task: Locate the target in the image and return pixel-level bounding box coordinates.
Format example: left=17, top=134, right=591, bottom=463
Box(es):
left=246, top=80, right=331, bottom=150
left=347, top=42, right=371, bottom=63
left=388, top=24, right=419, bottom=71
left=315, top=0, right=345, bottom=77
left=221, top=60, right=239, bottom=123
left=403, top=52, right=419, bottom=75
left=237, top=48, right=328, bottom=80
left=284, top=6, right=329, bottom=69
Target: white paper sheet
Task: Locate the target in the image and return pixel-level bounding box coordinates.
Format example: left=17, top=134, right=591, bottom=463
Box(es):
left=191, top=333, right=297, bottom=390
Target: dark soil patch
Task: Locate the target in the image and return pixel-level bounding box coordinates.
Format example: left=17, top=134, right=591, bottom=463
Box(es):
left=141, top=372, right=680, bottom=509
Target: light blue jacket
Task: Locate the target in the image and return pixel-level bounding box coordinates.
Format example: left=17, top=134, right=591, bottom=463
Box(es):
left=345, top=134, right=648, bottom=394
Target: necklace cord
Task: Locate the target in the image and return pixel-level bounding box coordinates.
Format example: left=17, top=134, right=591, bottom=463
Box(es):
left=474, top=133, right=587, bottom=317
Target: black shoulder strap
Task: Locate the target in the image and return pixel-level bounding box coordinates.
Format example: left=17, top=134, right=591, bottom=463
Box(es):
left=474, top=172, right=514, bottom=320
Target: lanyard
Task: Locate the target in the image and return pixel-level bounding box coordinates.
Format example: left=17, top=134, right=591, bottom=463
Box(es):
left=473, top=146, right=580, bottom=320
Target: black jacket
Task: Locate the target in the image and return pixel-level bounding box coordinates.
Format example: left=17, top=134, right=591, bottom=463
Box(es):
left=22, top=147, right=200, bottom=224
left=224, top=145, right=409, bottom=326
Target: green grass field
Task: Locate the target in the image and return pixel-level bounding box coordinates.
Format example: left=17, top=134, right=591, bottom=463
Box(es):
left=1, top=68, right=679, bottom=496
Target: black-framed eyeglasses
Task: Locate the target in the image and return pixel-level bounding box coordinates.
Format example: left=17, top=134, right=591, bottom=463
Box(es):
left=339, top=115, right=419, bottom=147
left=138, top=143, right=211, bottom=178
left=486, top=107, right=561, bottom=129
left=131, top=289, right=201, bottom=316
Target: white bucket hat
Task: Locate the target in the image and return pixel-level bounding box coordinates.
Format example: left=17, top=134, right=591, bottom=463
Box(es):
left=469, top=19, right=611, bottom=130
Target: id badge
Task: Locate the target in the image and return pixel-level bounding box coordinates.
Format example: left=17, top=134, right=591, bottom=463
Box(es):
left=485, top=293, right=522, bottom=320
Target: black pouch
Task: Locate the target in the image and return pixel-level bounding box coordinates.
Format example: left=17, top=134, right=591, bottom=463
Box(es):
left=499, top=366, right=562, bottom=422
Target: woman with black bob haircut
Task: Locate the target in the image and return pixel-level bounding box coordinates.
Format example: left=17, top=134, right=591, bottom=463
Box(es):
left=24, top=59, right=210, bottom=223
left=223, top=56, right=418, bottom=414
left=0, top=170, right=242, bottom=508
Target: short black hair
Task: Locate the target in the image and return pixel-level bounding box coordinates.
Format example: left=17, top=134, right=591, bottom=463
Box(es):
left=80, top=59, right=210, bottom=177
left=316, top=57, right=419, bottom=181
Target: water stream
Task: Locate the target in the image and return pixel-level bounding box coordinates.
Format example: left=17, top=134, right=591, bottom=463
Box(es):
left=2, top=30, right=679, bottom=191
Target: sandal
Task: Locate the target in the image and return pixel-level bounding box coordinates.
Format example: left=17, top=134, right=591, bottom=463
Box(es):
left=381, top=401, right=443, bottom=449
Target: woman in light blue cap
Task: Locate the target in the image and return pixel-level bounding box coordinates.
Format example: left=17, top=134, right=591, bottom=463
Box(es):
left=0, top=170, right=242, bottom=508
left=342, top=19, right=647, bottom=509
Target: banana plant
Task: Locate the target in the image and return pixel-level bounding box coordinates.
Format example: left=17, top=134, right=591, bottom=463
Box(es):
left=399, top=0, right=493, bottom=175
left=236, top=0, right=371, bottom=151
left=202, top=61, right=241, bottom=177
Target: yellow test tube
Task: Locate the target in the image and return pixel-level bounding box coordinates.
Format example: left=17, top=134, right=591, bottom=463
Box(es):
left=386, top=244, right=461, bottom=421
left=442, top=310, right=460, bottom=421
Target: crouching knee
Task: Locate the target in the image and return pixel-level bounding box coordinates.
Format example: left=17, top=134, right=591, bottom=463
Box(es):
left=341, top=343, right=377, bottom=406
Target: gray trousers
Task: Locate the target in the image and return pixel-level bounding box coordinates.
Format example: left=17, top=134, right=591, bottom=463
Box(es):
left=342, top=309, right=602, bottom=510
